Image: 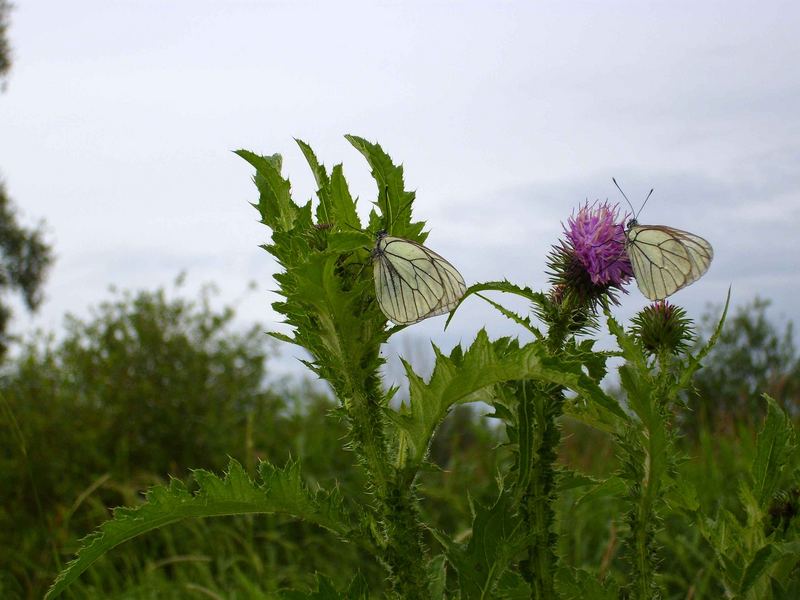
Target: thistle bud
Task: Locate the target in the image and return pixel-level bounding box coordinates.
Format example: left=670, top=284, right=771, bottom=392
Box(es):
left=630, top=300, right=694, bottom=355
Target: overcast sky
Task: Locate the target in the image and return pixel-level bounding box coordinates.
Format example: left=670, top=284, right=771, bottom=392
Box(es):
left=2, top=1, right=799, bottom=381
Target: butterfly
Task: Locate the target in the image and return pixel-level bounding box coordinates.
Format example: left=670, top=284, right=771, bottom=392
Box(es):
left=372, top=231, right=466, bottom=325
left=614, top=179, right=714, bottom=300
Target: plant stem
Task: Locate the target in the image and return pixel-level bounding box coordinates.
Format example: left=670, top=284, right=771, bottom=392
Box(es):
left=381, top=480, right=430, bottom=599
left=630, top=360, right=671, bottom=599
left=518, top=322, right=569, bottom=597
left=347, top=388, right=391, bottom=492
left=519, top=382, right=564, bottom=599
left=346, top=378, right=428, bottom=599
left=633, top=439, right=656, bottom=599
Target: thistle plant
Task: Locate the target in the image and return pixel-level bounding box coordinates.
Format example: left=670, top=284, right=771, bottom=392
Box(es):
left=45, top=138, right=799, bottom=599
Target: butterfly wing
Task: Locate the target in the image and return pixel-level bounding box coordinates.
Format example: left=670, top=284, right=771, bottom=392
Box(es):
left=373, top=236, right=466, bottom=325
left=626, top=225, right=713, bottom=300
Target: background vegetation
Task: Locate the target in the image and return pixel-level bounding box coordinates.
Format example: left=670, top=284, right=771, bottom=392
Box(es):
left=1, top=9, right=798, bottom=597
left=0, top=283, right=797, bottom=598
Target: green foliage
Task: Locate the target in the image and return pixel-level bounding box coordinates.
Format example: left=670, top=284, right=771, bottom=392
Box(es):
left=0, top=180, right=54, bottom=359
left=438, top=490, right=530, bottom=598
left=0, top=0, right=53, bottom=359
left=238, top=138, right=435, bottom=597
left=233, top=138, right=634, bottom=598
left=1, top=281, right=274, bottom=483
left=691, top=395, right=800, bottom=598
left=1, top=281, right=366, bottom=597
left=394, top=331, right=620, bottom=480
left=595, top=298, right=728, bottom=599
left=691, top=297, right=800, bottom=429
left=19, top=137, right=799, bottom=599
left=280, top=573, right=370, bottom=599
left=555, top=566, right=620, bottom=600
left=45, top=459, right=355, bottom=599
left=445, top=280, right=547, bottom=339
left=0, top=0, right=11, bottom=82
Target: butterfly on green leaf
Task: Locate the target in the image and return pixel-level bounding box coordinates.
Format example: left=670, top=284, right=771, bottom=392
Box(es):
left=371, top=231, right=466, bottom=325
left=615, top=179, right=714, bottom=300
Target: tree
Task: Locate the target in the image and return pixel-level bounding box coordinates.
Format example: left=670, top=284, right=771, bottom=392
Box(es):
left=0, top=0, right=54, bottom=359
left=0, top=190, right=53, bottom=358
left=2, top=281, right=282, bottom=486
left=689, top=297, right=799, bottom=430
left=0, top=282, right=298, bottom=595
left=1, top=0, right=11, bottom=83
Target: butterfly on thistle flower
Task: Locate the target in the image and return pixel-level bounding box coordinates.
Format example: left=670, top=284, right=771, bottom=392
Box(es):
left=614, top=178, right=714, bottom=300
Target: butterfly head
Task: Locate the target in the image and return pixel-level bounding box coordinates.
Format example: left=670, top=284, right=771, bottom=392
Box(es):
left=371, top=230, right=388, bottom=260
left=626, top=218, right=638, bottom=231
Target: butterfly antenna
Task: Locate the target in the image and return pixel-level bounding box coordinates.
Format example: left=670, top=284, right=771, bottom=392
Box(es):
left=612, top=177, right=636, bottom=216
left=636, top=188, right=654, bottom=220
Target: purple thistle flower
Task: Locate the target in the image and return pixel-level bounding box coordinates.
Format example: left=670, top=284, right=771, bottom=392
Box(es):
left=564, top=201, right=633, bottom=287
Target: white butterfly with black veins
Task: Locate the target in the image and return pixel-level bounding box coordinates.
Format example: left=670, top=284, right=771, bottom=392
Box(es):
left=372, top=231, right=466, bottom=325
left=615, top=179, right=714, bottom=300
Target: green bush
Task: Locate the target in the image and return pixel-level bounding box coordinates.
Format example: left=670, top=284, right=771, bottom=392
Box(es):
left=0, top=281, right=340, bottom=596
left=0, top=280, right=504, bottom=598
left=690, top=297, right=800, bottom=430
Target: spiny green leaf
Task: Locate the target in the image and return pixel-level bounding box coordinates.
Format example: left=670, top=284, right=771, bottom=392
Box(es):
left=46, top=459, right=353, bottom=599
left=235, top=149, right=297, bottom=232
left=772, top=575, right=800, bottom=600
left=427, top=554, right=448, bottom=599
left=574, top=476, right=627, bottom=509
left=295, top=139, right=361, bottom=230
left=751, top=394, right=795, bottom=509
left=610, top=307, right=659, bottom=425
left=445, top=279, right=547, bottom=330
left=329, top=163, right=361, bottom=230
left=325, top=231, right=373, bottom=254
left=697, top=509, right=744, bottom=581
left=740, top=542, right=780, bottom=595
left=393, top=331, right=624, bottom=473
left=344, top=134, right=425, bottom=241
left=475, top=292, right=543, bottom=339
left=555, top=566, right=620, bottom=600
left=618, top=362, right=654, bottom=424
left=445, top=491, right=530, bottom=599
left=605, top=308, right=647, bottom=371
left=557, top=469, right=604, bottom=493
left=494, top=571, right=533, bottom=599
left=566, top=338, right=611, bottom=382
left=267, top=330, right=298, bottom=345
left=664, top=476, right=700, bottom=513
left=280, top=573, right=369, bottom=599
left=678, top=288, right=731, bottom=388
left=295, top=138, right=333, bottom=223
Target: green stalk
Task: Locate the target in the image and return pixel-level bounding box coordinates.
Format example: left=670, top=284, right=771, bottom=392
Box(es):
left=629, top=354, right=671, bottom=599
left=518, top=328, right=568, bottom=598
left=632, top=429, right=657, bottom=599
left=345, top=375, right=428, bottom=598
left=518, top=383, right=564, bottom=598
left=347, top=387, right=391, bottom=493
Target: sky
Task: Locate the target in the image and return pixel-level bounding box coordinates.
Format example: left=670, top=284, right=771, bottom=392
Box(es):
left=2, top=1, right=799, bottom=383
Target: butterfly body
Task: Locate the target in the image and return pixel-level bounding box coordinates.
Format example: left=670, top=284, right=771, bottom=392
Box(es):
left=372, top=231, right=466, bottom=325
left=624, top=219, right=713, bottom=300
